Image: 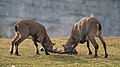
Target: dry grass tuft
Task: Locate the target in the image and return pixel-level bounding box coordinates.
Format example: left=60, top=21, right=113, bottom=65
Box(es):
left=0, top=37, right=120, bottom=67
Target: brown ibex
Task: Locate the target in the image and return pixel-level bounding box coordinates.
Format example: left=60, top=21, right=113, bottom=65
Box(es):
left=10, top=20, right=60, bottom=56
left=61, top=16, right=108, bottom=58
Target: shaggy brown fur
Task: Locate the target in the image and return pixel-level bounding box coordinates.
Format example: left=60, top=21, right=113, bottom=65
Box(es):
left=62, top=16, right=108, bottom=58
left=10, top=20, right=55, bottom=56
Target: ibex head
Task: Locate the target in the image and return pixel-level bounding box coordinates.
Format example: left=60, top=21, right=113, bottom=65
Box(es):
left=62, top=45, right=78, bottom=54
left=45, top=43, right=56, bottom=51
left=40, top=43, right=62, bottom=53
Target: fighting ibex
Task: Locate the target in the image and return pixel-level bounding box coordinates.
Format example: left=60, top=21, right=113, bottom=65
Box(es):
left=10, top=20, right=60, bottom=56
left=61, top=16, right=108, bottom=58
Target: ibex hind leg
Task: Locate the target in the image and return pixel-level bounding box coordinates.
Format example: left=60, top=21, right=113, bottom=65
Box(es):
left=14, top=36, right=27, bottom=56
left=86, top=40, right=92, bottom=55
left=98, top=32, right=108, bottom=58
left=10, top=34, right=19, bottom=55
left=89, top=37, right=99, bottom=58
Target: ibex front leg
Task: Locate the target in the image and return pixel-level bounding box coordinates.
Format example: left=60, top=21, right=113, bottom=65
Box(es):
left=41, top=42, right=50, bottom=55
left=40, top=38, right=50, bottom=55
left=32, top=39, right=40, bottom=55
left=70, top=40, right=79, bottom=55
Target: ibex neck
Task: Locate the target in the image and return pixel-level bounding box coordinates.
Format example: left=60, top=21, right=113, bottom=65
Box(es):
left=66, top=36, right=74, bottom=46
left=45, top=34, right=53, bottom=44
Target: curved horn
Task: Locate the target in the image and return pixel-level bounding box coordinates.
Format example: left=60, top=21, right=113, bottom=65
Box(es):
left=50, top=47, right=62, bottom=53
left=54, top=47, right=58, bottom=51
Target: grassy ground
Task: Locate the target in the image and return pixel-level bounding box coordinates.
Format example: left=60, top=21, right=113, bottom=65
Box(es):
left=0, top=37, right=120, bottom=67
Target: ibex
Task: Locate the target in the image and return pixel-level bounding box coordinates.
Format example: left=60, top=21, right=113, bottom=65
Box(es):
left=61, top=16, right=108, bottom=58
left=10, top=20, right=60, bottom=56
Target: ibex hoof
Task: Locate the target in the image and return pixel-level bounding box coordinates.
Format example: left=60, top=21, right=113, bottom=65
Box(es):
left=68, top=51, right=78, bottom=55
left=105, top=54, right=108, bottom=58
left=93, top=55, right=98, bottom=58
left=15, top=53, right=21, bottom=56
left=10, top=51, right=13, bottom=55
left=46, top=53, right=50, bottom=55
left=68, top=53, right=73, bottom=55
left=15, top=54, right=21, bottom=56
left=89, top=52, right=92, bottom=55
left=72, top=50, right=78, bottom=55
left=40, top=47, right=44, bottom=51
left=73, top=51, right=78, bottom=55
left=36, top=53, right=40, bottom=55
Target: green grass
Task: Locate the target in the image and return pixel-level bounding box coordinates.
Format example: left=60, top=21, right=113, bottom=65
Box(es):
left=0, top=37, right=120, bottom=67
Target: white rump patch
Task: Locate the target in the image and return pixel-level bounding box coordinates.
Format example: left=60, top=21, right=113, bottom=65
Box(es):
left=96, top=24, right=99, bottom=36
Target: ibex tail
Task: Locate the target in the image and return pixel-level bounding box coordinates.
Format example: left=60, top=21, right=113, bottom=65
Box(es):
left=14, top=25, right=18, bottom=32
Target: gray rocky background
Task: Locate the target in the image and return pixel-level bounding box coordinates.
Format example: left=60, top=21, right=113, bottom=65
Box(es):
left=0, top=0, right=120, bottom=38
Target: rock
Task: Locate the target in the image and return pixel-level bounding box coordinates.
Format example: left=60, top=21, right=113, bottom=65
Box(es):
left=0, top=0, right=120, bottom=38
